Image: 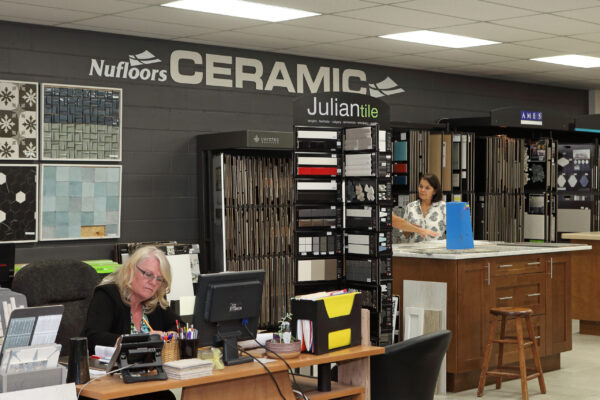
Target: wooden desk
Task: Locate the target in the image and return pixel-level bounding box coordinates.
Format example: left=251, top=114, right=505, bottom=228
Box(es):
left=77, top=345, right=384, bottom=400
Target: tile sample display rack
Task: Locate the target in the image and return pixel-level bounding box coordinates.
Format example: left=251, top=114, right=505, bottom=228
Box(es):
left=292, top=124, right=395, bottom=346
left=444, top=107, right=600, bottom=243
left=197, top=130, right=294, bottom=329
left=293, top=126, right=344, bottom=296
left=343, top=125, right=394, bottom=346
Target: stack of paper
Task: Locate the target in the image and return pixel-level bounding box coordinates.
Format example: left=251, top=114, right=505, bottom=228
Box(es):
left=163, top=359, right=213, bottom=380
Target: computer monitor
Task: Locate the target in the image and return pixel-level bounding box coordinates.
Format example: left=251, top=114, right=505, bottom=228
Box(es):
left=193, top=270, right=265, bottom=365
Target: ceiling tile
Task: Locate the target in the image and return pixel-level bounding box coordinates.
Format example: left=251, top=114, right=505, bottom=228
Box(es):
left=59, top=23, right=170, bottom=39
left=570, top=32, right=600, bottom=44
left=283, top=43, right=394, bottom=60
left=416, top=49, right=514, bottom=64
left=119, top=0, right=164, bottom=5
left=468, top=43, right=562, bottom=59
left=556, top=6, right=600, bottom=24
left=0, top=14, right=54, bottom=26
left=177, top=37, right=272, bottom=51
left=537, top=68, right=600, bottom=81
left=62, top=15, right=213, bottom=38
left=491, top=59, right=576, bottom=73
left=283, top=15, right=411, bottom=36
left=364, top=54, right=468, bottom=69
left=439, top=22, right=551, bottom=42
left=3, top=0, right=145, bottom=14
left=277, top=47, right=355, bottom=62
left=250, top=0, right=375, bottom=13
left=337, top=37, right=439, bottom=54
left=0, top=1, right=98, bottom=23
left=337, top=5, right=473, bottom=29
left=236, top=24, right=362, bottom=43
left=399, top=0, right=535, bottom=20
left=115, top=6, right=268, bottom=30
left=515, top=37, right=600, bottom=53
left=493, top=14, right=600, bottom=35
left=185, top=31, right=315, bottom=50
left=483, top=0, right=600, bottom=13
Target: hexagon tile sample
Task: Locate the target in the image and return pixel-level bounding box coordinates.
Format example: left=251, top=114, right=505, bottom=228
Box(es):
left=0, top=165, right=38, bottom=242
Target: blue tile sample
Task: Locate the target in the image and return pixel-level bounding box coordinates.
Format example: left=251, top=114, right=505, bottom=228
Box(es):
left=40, top=164, right=121, bottom=240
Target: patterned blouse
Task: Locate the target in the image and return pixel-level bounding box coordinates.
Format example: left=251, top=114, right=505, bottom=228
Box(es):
left=399, top=200, right=446, bottom=243
left=130, top=312, right=151, bottom=334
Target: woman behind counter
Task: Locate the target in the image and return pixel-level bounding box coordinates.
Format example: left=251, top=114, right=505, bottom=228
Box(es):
left=83, top=245, right=181, bottom=354
left=401, top=173, right=446, bottom=243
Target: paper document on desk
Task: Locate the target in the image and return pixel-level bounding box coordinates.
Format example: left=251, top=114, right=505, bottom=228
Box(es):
left=95, top=345, right=115, bottom=361
left=238, top=332, right=273, bottom=350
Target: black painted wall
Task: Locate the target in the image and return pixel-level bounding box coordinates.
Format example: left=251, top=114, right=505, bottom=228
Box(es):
left=0, top=21, right=588, bottom=263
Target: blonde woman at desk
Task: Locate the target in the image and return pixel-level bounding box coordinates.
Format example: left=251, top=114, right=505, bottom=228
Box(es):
left=83, top=246, right=181, bottom=400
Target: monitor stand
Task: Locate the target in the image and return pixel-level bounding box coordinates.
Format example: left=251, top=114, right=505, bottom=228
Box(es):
left=219, top=332, right=252, bottom=366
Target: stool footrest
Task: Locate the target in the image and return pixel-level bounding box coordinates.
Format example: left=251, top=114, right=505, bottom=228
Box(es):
left=492, top=338, right=533, bottom=345
left=486, top=367, right=540, bottom=381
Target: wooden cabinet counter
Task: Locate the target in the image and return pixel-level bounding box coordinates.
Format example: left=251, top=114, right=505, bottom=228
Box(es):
left=562, top=232, right=600, bottom=335
left=392, top=241, right=590, bottom=392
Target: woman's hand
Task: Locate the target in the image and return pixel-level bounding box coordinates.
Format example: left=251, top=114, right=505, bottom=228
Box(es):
left=416, top=227, right=439, bottom=239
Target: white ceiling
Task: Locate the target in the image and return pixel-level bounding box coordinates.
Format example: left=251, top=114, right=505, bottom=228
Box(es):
left=4, top=0, right=600, bottom=90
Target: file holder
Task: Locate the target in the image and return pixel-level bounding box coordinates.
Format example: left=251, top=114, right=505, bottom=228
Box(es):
left=0, top=365, right=66, bottom=393
left=291, top=292, right=361, bottom=355
left=107, top=334, right=167, bottom=384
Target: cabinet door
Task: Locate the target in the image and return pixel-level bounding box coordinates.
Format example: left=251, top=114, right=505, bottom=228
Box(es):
left=547, top=254, right=572, bottom=354
left=457, top=259, right=491, bottom=372
left=492, top=274, right=546, bottom=316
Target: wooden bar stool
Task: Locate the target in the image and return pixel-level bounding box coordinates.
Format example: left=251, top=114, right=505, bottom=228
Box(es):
left=477, top=307, right=546, bottom=400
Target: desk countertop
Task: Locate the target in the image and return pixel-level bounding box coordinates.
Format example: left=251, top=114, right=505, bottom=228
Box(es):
left=392, top=240, right=591, bottom=260
left=562, top=232, right=600, bottom=241
left=78, top=345, right=384, bottom=400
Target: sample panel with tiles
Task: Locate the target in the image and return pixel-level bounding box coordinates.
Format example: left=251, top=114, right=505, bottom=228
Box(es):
left=0, top=164, right=38, bottom=242
left=42, top=84, right=122, bottom=161
left=40, top=164, right=121, bottom=240
left=0, top=80, right=38, bottom=159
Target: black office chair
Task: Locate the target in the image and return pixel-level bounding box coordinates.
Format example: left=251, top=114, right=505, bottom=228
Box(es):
left=371, top=330, right=452, bottom=400
left=12, top=259, right=100, bottom=356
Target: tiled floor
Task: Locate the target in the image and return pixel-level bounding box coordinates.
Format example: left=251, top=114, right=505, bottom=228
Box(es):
left=436, top=332, right=600, bottom=400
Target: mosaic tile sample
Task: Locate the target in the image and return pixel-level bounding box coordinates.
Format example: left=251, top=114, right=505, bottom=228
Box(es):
left=40, top=164, right=121, bottom=241
left=42, top=84, right=121, bottom=161
left=0, top=80, right=38, bottom=159
left=0, top=165, right=38, bottom=242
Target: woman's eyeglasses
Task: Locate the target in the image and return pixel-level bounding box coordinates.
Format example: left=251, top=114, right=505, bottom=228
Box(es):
left=136, top=265, right=166, bottom=285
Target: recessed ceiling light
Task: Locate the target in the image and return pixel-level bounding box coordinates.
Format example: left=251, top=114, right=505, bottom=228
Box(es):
left=379, top=30, right=499, bottom=48
left=531, top=55, right=600, bottom=68
left=162, top=0, right=319, bottom=22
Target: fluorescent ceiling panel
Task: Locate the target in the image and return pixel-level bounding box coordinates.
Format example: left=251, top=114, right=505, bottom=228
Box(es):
left=162, top=0, right=319, bottom=22
left=531, top=55, right=600, bottom=68
left=380, top=30, right=499, bottom=48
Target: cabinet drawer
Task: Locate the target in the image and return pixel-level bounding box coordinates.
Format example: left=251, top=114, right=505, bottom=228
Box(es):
left=493, top=256, right=545, bottom=276
left=488, top=314, right=546, bottom=367
left=493, top=274, right=546, bottom=315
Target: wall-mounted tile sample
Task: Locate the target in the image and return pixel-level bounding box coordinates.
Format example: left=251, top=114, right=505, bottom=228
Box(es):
left=40, top=164, right=121, bottom=241
left=0, top=80, right=38, bottom=159
left=0, top=164, right=38, bottom=242
left=41, top=84, right=122, bottom=161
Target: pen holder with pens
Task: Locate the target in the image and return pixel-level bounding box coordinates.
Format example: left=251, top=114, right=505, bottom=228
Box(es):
left=162, top=338, right=181, bottom=362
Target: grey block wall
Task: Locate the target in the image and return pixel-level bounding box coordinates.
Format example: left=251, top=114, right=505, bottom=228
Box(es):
left=0, top=21, right=588, bottom=263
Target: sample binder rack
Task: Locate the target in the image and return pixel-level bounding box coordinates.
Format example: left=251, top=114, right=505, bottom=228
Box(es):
left=294, top=126, right=344, bottom=292
left=342, top=126, right=394, bottom=346
left=197, top=131, right=295, bottom=329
